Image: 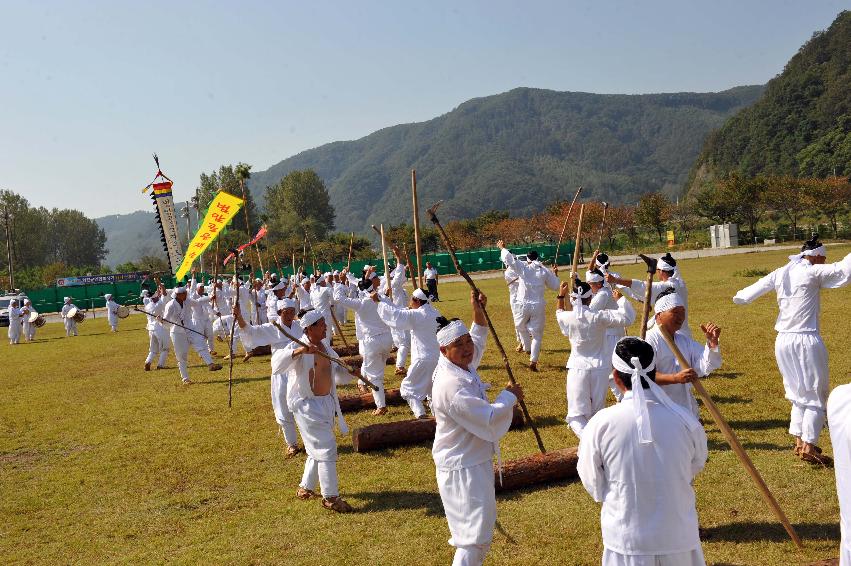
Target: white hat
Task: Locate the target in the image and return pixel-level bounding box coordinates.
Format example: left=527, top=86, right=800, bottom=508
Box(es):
left=141, top=290, right=150, bottom=297
left=271, top=280, right=287, bottom=291
left=585, top=270, right=604, bottom=284
left=333, top=270, right=340, bottom=275
left=654, top=289, right=684, bottom=314
left=64, top=297, right=71, bottom=303
left=104, top=293, right=112, bottom=300
left=171, top=286, right=187, bottom=298
left=277, top=298, right=297, bottom=312
left=412, top=288, right=430, bottom=302
left=300, top=309, right=325, bottom=329
left=437, top=319, right=469, bottom=347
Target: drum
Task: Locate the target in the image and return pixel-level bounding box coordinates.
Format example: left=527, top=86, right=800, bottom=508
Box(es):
left=28, top=310, right=40, bottom=323
left=116, top=305, right=130, bottom=319
left=67, top=307, right=85, bottom=323
left=66, top=306, right=78, bottom=319
left=28, top=310, right=46, bottom=328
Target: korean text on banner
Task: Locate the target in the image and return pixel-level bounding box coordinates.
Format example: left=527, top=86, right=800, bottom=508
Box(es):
left=174, top=192, right=244, bottom=281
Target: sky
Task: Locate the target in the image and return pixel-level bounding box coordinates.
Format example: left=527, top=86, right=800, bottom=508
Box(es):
left=2, top=0, right=849, bottom=218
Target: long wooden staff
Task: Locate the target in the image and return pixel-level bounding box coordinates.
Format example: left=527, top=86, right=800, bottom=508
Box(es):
left=346, top=231, right=355, bottom=270
left=329, top=306, right=349, bottom=347
left=569, top=204, right=586, bottom=294
left=637, top=254, right=657, bottom=339
left=131, top=306, right=208, bottom=337
left=657, top=327, right=803, bottom=548
left=270, top=320, right=378, bottom=391
left=427, top=201, right=546, bottom=454
left=304, top=230, right=318, bottom=275
left=411, top=169, right=425, bottom=289
left=372, top=224, right=393, bottom=302
left=553, top=186, right=583, bottom=268
left=596, top=202, right=609, bottom=250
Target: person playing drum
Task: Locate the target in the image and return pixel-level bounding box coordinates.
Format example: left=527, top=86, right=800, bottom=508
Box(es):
left=61, top=297, right=79, bottom=337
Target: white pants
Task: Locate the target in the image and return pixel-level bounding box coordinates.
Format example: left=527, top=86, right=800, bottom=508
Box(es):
left=602, top=547, right=705, bottom=566
left=392, top=328, right=411, bottom=369
left=566, top=367, right=609, bottom=438
left=145, top=328, right=170, bottom=367
left=271, top=372, right=299, bottom=447
left=194, top=318, right=215, bottom=352
left=401, top=355, right=438, bottom=417
left=841, top=543, right=850, bottom=566
left=293, top=395, right=339, bottom=498
left=513, top=301, right=545, bottom=362
left=437, top=461, right=496, bottom=562
left=360, top=332, right=394, bottom=408
left=508, top=295, right=522, bottom=343
left=23, top=320, right=34, bottom=341
left=171, top=331, right=214, bottom=382
left=64, top=318, right=78, bottom=336
left=775, top=332, right=829, bottom=444
left=107, top=315, right=118, bottom=331
left=8, top=323, right=21, bottom=344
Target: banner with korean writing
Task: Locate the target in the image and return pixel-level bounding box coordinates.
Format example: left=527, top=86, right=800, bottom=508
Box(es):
left=174, top=191, right=244, bottom=281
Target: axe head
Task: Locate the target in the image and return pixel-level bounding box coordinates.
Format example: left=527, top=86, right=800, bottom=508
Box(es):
left=602, top=201, right=609, bottom=209
left=638, top=254, right=657, bottom=275
left=426, top=200, right=444, bottom=220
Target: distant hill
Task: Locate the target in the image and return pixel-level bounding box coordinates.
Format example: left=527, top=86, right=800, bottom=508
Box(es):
left=247, top=85, right=764, bottom=232
left=99, top=85, right=764, bottom=266
left=688, top=10, right=851, bottom=190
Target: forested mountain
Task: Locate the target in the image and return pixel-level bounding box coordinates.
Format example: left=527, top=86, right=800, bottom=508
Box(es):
left=248, top=86, right=763, bottom=233
left=97, top=207, right=188, bottom=268
left=688, top=10, right=851, bottom=190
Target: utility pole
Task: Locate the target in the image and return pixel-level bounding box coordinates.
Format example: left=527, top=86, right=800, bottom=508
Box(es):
left=3, top=206, right=14, bottom=291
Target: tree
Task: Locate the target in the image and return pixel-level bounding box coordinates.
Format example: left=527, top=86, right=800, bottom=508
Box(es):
left=762, top=176, right=810, bottom=240
left=197, top=165, right=259, bottom=234
left=635, top=193, right=672, bottom=242
left=265, top=170, right=336, bottom=242
left=805, top=176, right=851, bottom=237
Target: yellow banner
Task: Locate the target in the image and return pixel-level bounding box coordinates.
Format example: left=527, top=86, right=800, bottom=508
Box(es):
left=174, top=191, right=244, bottom=281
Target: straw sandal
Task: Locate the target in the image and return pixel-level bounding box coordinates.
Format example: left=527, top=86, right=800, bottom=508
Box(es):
left=296, top=487, right=318, bottom=500
left=322, top=496, right=353, bottom=513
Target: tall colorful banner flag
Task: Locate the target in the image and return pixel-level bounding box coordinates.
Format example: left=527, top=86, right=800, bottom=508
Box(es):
left=174, top=191, right=243, bottom=281
left=140, top=154, right=183, bottom=274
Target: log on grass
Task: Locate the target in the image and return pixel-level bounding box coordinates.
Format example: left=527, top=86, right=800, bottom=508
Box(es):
left=338, top=354, right=396, bottom=369
left=339, top=388, right=404, bottom=413
left=249, top=345, right=271, bottom=357
left=352, top=406, right=524, bottom=453
left=494, top=447, right=579, bottom=493
left=332, top=344, right=360, bottom=357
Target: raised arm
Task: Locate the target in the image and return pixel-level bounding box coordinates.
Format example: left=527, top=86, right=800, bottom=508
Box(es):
left=733, top=269, right=778, bottom=305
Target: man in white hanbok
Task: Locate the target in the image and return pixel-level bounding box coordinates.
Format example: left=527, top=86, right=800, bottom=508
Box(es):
left=579, top=336, right=708, bottom=566
left=22, top=299, right=36, bottom=341
left=497, top=240, right=561, bottom=371
left=271, top=310, right=355, bottom=513
left=163, top=286, right=222, bottom=384
left=504, top=261, right=524, bottom=351
left=60, top=297, right=79, bottom=337
left=645, top=289, right=722, bottom=417
left=733, top=236, right=851, bottom=464
left=829, top=382, right=851, bottom=566
left=385, top=246, right=411, bottom=376
left=143, top=282, right=170, bottom=371
left=235, top=297, right=303, bottom=457
left=7, top=299, right=24, bottom=344
left=586, top=267, right=627, bottom=401
left=556, top=280, right=635, bottom=438
left=431, top=290, right=523, bottom=566
left=375, top=288, right=441, bottom=418
left=104, top=294, right=121, bottom=332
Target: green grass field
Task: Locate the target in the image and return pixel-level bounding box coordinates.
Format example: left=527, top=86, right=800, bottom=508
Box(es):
left=2, top=246, right=849, bottom=565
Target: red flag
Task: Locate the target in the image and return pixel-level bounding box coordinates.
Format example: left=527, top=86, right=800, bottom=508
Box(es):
left=223, top=225, right=268, bottom=266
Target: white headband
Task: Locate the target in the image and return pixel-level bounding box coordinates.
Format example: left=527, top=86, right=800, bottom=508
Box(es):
left=300, top=309, right=325, bottom=329
left=271, top=280, right=287, bottom=291
left=437, top=320, right=469, bottom=347
left=64, top=297, right=71, bottom=302
left=570, top=285, right=593, bottom=317
left=277, top=298, right=297, bottom=312
left=611, top=338, right=700, bottom=444
left=654, top=291, right=684, bottom=314
left=585, top=270, right=604, bottom=283
left=104, top=294, right=112, bottom=300
left=412, top=288, right=430, bottom=302
left=790, top=245, right=827, bottom=262
left=658, top=257, right=676, bottom=272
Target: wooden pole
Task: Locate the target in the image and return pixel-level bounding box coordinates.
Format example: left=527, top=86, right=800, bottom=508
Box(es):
left=291, top=252, right=297, bottom=279
left=569, top=204, right=586, bottom=293
left=638, top=254, right=657, bottom=340
left=427, top=202, right=546, bottom=454
left=237, top=177, right=264, bottom=273
left=596, top=202, right=609, bottom=251
left=411, top=170, right=425, bottom=289
left=657, top=327, right=803, bottom=549
left=403, top=243, right=418, bottom=290
left=329, top=307, right=349, bottom=347
left=346, top=231, right=355, bottom=270
left=379, top=224, right=392, bottom=302
left=553, top=186, right=583, bottom=268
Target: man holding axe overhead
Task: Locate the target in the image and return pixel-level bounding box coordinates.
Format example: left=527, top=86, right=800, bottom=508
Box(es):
left=431, top=290, right=523, bottom=566
left=384, top=245, right=412, bottom=377
left=578, top=336, right=708, bottom=566
left=271, top=310, right=357, bottom=513
left=556, top=279, right=635, bottom=439
left=497, top=240, right=561, bottom=372
left=645, top=288, right=722, bottom=417
left=163, top=284, right=223, bottom=385
left=332, top=268, right=394, bottom=416
left=234, top=298, right=303, bottom=458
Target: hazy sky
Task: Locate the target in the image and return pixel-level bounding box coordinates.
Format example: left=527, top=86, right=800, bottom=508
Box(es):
left=2, top=0, right=849, bottom=218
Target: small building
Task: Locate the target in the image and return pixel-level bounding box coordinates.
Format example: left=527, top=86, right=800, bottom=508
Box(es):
left=709, top=223, right=738, bottom=249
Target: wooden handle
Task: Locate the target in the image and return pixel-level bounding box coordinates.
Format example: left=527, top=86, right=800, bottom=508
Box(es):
left=639, top=271, right=654, bottom=340
left=570, top=204, right=585, bottom=293
left=329, top=308, right=349, bottom=347
left=657, top=327, right=803, bottom=549
left=554, top=186, right=582, bottom=267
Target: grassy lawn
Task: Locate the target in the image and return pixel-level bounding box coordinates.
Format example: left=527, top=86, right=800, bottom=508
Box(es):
left=2, top=245, right=849, bottom=565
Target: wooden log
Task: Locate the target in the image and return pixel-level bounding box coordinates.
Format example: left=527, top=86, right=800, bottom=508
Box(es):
left=332, top=344, right=360, bottom=357
left=249, top=345, right=271, bottom=357
left=339, top=388, right=405, bottom=413
left=352, top=406, right=524, bottom=452
left=338, top=354, right=396, bottom=368
left=494, top=447, right=579, bottom=493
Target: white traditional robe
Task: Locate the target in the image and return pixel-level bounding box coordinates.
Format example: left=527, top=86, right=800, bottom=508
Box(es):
left=504, top=265, right=523, bottom=344
left=500, top=248, right=560, bottom=362
left=431, top=323, right=517, bottom=565
left=240, top=319, right=303, bottom=448
left=22, top=306, right=35, bottom=341
left=163, top=297, right=214, bottom=382
left=310, top=283, right=334, bottom=342
left=144, top=298, right=170, bottom=367
left=734, top=253, right=851, bottom=444
left=7, top=306, right=23, bottom=344
left=829, top=384, right=851, bottom=566
left=645, top=327, right=722, bottom=417
left=332, top=283, right=393, bottom=408
left=578, top=390, right=708, bottom=564
left=376, top=300, right=441, bottom=417
left=105, top=299, right=121, bottom=331
left=387, top=263, right=411, bottom=370
left=272, top=338, right=349, bottom=498
left=61, top=303, right=78, bottom=336
left=556, top=297, right=635, bottom=438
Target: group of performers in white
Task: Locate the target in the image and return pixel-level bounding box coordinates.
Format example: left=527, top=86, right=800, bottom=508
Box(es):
left=9, top=234, right=851, bottom=566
